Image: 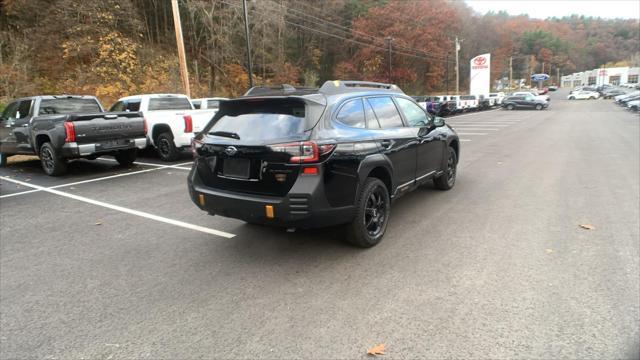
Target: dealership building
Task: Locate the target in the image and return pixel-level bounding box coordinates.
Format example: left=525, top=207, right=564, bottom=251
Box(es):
left=561, top=67, right=640, bottom=87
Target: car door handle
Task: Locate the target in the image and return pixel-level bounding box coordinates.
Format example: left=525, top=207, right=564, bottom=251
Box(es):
left=380, top=140, right=392, bottom=149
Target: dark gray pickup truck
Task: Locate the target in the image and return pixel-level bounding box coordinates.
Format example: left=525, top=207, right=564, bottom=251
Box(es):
left=0, top=95, right=147, bottom=175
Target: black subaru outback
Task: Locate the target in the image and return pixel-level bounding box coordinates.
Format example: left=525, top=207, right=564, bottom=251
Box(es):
left=188, top=81, right=460, bottom=247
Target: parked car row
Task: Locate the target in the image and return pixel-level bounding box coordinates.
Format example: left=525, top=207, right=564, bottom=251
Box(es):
left=412, top=92, right=507, bottom=116
left=613, top=90, right=640, bottom=112
left=0, top=93, right=234, bottom=173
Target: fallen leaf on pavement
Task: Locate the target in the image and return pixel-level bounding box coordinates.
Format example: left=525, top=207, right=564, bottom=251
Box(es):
left=94, top=221, right=103, bottom=226
left=545, top=248, right=554, bottom=254
left=579, top=224, right=595, bottom=230
left=367, top=344, right=385, bottom=356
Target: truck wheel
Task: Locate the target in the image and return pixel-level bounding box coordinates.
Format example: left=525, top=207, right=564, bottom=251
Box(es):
left=434, top=146, right=457, bottom=190
left=507, top=104, right=515, bottom=110
left=115, top=149, right=137, bottom=166
left=156, top=132, right=179, bottom=161
left=535, top=104, right=543, bottom=110
left=346, top=178, right=390, bottom=248
left=0, top=153, right=7, bottom=167
left=40, top=142, right=67, bottom=176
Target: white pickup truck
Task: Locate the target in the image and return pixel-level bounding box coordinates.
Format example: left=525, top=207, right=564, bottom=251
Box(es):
left=110, top=94, right=217, bottom=161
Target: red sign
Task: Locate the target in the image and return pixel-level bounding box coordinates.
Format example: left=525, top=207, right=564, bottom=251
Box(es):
left=474, top=56, right=487, bottom=66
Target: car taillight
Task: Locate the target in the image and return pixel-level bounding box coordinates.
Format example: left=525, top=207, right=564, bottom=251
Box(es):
left=64, top=122, right=75, bottom=143
left=184, top=115, right=193, bottom=133
left=268, top=141, right=335, bottom=164
left=143, top=117, right=148, bottom=135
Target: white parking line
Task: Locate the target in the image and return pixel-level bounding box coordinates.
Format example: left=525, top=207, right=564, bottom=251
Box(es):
left=455, top=132, right=488, bottom=136
left=0, top=176, right=235, bottom=239
left=0, top=162, right=193, bottom=199
left=98, top=158, right=193, bottom=171
left=460, top=139, right=472, bottom=142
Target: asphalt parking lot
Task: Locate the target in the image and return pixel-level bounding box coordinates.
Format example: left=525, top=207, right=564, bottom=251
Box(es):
left=1, top=90, right=639, bottom=358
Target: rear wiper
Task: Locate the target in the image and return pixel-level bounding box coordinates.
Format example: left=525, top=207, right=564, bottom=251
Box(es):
left=209, top=131, right=240, bottom=140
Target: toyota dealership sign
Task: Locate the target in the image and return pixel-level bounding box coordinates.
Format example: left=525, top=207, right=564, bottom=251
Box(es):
left=470, top=53, right=491, bottom=94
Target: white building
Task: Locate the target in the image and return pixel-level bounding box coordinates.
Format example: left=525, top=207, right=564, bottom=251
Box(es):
left=562, top=67, right=640, bottom=87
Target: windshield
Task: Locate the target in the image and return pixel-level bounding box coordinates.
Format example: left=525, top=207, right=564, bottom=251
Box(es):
left=148, top=97, right=192, bottom=111
left=38, top=98, right=102, bottom=115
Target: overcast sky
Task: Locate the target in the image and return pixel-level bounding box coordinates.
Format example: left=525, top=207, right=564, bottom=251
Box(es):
left=464, top=0, right=640, bottom=19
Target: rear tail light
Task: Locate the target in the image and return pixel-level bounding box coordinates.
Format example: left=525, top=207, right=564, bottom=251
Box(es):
left=268, top=141, right=335, bottom=164
left=64, top=122, right=75, bottom=143
left=143, top=117, right=148, bottom=135
left=184, top=115, right=193, bottom=133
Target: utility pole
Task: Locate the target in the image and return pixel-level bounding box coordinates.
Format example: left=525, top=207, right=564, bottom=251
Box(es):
left=455, top=36, right=461, bottom=94
left=509, top=56, right=513, bottom=91
left=385, top=37, right=393, bottom=83
left=445, top=53, right=450, bottom=95
left=171, top=0, right=190, bottom=97
left=242, top=0, right=254, bottom=88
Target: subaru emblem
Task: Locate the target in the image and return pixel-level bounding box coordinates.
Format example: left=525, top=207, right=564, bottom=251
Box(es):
left=224, top=146, right=238, bottom=156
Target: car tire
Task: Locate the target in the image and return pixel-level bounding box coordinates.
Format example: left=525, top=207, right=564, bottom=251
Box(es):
left=507, top=104, right=515, bottom=110
left=115, top=148, right=137, bottom=166
left=346, top=178, right=390, bottom=248
left=434, top=146, right=457, bottom=190
left=0, top=152, right=7, bottom=167
left=589, top=97, right=595, bottom=100
left=39, top=142, right=67, bottom=176
left=156, top=132, right=179, bottom=161
left=569, top=97, right=575, bottom=100
left=535, top=104, right=543, bottom=110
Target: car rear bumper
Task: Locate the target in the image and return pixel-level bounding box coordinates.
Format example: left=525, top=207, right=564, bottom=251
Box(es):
left=187, top=166, right=354, bottom=229
left=61, top=138, right=147, bottom=157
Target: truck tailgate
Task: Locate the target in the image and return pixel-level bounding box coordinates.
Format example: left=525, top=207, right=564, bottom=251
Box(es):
left=69, top=112, right=145, bottom=144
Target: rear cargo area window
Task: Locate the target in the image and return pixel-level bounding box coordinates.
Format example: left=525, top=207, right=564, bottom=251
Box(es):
left=208, top=100, right=308, bottom=143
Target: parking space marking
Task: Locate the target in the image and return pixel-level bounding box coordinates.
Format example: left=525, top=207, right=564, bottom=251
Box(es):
left=0, top=162, right=193, bottom=199
left=460, top=139, right=472, bottom=142
left=0, top=176, right=235, bottom=239
left=455, top=132, right=488, bottom=136
left=98, top=158, right=193, bottom=170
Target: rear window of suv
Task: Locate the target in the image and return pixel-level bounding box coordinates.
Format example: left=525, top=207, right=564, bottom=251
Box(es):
left=148, top=97, right=192, bottom=111
left=206, top=99, right=309, bottom=144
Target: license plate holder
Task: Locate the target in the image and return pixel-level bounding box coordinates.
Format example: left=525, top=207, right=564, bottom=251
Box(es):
left=222, top=158, right=250, bottom=179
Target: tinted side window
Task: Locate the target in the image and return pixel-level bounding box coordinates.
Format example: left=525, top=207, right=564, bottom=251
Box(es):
left=126, top=100, right=141, bottom=112
left=367, top=97, right=404, bottom=129
left=395, top=98, right=429, bottom=127
left=17, top=100, right=32, bottom=119
left=110, top=101, right=125, bottom=112
left=2, top=102, right=19, bottom=119
left=364, top=100, right=380, bottom=129
left=336, top=98, right=365, bottom=128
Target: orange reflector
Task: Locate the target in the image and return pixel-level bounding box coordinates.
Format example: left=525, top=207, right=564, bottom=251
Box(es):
left=302, top=166, right=318, bottom=175
left=198, top=194, right=205, bottom=206
left=265, top=205, right=274, bottom=218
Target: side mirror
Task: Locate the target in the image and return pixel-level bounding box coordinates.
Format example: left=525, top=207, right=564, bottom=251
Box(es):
left=434, top=116, right=445, bottom=127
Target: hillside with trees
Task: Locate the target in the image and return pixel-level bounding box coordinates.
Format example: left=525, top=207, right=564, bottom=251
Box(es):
left=1, top=0, right=638, bottom=106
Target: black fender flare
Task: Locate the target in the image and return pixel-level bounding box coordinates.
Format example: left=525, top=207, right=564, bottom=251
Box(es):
left=356, top=154, right=395, bottom=195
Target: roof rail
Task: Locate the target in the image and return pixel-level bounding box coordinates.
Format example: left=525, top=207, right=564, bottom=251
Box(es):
left=243, top=84, right=318, bottom=97
left=318, top=80, right=404, bottom=95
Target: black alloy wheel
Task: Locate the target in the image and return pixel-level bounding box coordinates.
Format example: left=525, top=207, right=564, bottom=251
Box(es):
left=156, top=132, right=178, bottom=161
left=434, top=146, right=457, bottom=190
left=39, top=142, right=67, bottom=176
left=346, top=178, right=390, bottom=248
